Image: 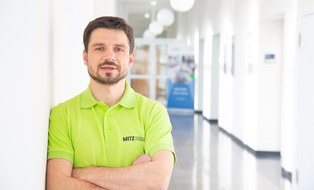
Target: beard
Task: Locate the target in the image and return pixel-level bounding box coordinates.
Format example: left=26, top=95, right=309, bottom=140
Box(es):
left=88, top=61, right=127, bottom=85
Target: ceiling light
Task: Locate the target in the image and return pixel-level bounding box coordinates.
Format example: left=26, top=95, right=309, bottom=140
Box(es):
left=143, top=29, right=156, bottom=38
left=170, top=0, right=195, bottom=12
left=149, top=21, right=164, bottom=35
left=157, top=8, right=175, bottom=27
left=150, top=0, right=157, bottom=7
left=144, top=13, right=150, bottom=19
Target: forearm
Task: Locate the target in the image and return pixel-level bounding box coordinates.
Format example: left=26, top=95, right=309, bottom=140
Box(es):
left=73, top=151, right=174, bottom=190
left=46, top=159, right=108, bottom=190
left=79, top=163, right=167, bottom=190
left=47, top=174, right=108, bottom=190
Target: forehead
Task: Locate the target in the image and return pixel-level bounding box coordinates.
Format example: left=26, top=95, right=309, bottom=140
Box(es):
left=89, top=28, right=129, bottom=46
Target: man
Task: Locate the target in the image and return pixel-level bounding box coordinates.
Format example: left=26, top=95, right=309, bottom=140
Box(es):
left=46, top=16, right=176, bottom=190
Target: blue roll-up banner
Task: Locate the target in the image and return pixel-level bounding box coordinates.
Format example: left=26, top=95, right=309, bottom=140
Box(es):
left=167, top=45, right=195, bottom=110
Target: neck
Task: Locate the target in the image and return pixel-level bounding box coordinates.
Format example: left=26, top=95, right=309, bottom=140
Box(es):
left=90, top=79, right=126, bottom=107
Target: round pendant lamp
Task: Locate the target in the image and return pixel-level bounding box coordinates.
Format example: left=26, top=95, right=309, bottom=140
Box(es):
left=170, top=0, right=195, bottom=12
left=143, top=29, right=156, bottom=38
left=157, top=8, right=175, bottom=26
left=149, top=21, right=164, bottom=35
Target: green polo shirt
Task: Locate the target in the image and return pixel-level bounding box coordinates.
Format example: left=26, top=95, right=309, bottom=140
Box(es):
left=47, top=82, right=175, bottom=168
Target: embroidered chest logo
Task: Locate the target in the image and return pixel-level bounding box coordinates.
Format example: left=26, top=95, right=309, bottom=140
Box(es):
left=122, top=136, right=144, bottom=142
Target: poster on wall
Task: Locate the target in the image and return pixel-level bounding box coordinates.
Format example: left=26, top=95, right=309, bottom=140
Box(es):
left=167, top=44, right=195, bottom=110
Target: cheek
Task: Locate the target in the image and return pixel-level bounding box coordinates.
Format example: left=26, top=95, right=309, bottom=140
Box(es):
left=88, top=56, right=102, bottom=67
left=88, top=53, right=102, bottom=61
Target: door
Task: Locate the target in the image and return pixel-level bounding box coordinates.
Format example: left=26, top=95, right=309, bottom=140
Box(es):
left=296, top=12, right=314, bottom=190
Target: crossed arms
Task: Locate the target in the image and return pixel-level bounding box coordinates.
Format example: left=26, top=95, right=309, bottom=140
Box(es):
left=46, top=150, right=174, bottom=190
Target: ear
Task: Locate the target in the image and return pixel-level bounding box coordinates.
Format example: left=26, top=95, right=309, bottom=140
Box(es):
left=83, top=50, right=88, bottom=65
left=128, top=52, right=135, bottom=68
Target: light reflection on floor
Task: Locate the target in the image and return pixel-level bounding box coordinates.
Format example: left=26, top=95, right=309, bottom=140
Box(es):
left=168, top=114, right=292, bottom=190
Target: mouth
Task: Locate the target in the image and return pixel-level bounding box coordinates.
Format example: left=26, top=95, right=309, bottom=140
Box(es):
left=100, top=65, right=117, bottom=72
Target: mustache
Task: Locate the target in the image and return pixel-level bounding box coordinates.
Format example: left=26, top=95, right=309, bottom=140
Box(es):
left=98, top=61, right=119, bottom=68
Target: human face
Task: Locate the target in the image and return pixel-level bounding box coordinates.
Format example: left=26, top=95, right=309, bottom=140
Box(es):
left=83, top=28, right=134, bottom=85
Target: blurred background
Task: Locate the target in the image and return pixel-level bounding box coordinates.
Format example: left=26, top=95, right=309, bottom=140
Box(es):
left=1, top=0, right=314, bottom=189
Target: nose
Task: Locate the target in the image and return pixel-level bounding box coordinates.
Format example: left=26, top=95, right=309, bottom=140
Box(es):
left=103, top=49, right=116, bottom=62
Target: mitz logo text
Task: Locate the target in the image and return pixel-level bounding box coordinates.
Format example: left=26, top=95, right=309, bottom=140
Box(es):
left=122, top=136, right=144, bottom=142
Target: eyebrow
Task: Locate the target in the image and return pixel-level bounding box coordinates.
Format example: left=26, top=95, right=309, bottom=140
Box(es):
left=91, top=43, right=128, bottom=49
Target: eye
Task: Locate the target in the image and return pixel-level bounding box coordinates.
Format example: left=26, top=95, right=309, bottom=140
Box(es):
left=114, top=47, right=124, bottom=52
left=95, top=47, right=104, bottom=51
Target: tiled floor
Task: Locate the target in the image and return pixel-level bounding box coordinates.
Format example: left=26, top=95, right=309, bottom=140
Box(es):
left=168, top=114, right=292, bottom=190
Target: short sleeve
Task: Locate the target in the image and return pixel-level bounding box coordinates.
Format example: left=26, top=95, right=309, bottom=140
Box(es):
left=144, top=103, right=176, bottom=163
left=47, top=104, right=74, bottom=163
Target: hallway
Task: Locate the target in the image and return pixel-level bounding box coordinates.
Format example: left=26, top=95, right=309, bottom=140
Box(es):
left=168, top=114, right=292, bottom=190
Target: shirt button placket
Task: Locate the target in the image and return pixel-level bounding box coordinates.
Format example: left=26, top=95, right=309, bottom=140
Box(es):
left=104, top=111, right=111, bottom=140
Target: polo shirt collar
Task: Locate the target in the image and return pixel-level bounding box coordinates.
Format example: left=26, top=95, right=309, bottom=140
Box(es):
left=80, top=81, right=137, bottom=109
left=119, top=81, right=137, bottom=108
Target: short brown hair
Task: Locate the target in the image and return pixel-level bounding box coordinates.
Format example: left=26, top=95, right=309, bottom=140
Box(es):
left=83, top=16, right=134, bottom=53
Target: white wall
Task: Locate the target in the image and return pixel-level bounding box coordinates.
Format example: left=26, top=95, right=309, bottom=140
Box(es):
left=217, top=0, right=235, bottom=134
left=202, top=33, right=220, bottom=120
left=181, top=0, right=299, bottom=179
left=199, top=0, right=287, bottom=153
left=296, top=12, right=314, bottom=190
left=52, top=0, right=118, bottom=106
left=194, top=30, right=203, bottom=112
left=299, top=0, right=314, bottom=12
left=257, top=20, right=283, bottom=151
left=178, top=0, right=314, bottom=189
left=295, top=1, right=314, bottom=189
left=93, top=0, right=117, bottom=17
left=240, top=0, right=260, bottom=151
left=0, top=0, right=96, bottom=189
left=231, top=0, right=250, bottom=141
left=0, top=0, right=50, bottom=189
left=280, top=0, right=298, bottom=177
left=51, top=0, right=93, bottom=105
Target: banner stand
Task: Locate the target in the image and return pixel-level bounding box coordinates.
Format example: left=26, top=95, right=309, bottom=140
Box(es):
left=167, top=44, right=195, bottom=113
